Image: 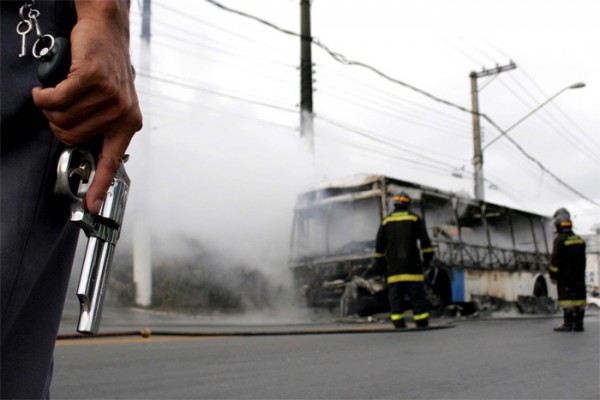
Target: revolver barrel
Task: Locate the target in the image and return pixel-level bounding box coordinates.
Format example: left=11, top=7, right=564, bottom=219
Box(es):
left=77, top=236, right=116, bottom=334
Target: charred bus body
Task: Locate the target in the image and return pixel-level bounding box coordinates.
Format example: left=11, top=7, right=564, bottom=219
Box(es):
left=289, top=175, right=558, bottom=317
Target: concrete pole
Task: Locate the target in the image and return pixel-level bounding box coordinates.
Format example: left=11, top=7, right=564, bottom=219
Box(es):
left=469, top=62, right=517, bottom=201
left=133, top=0, right=152, bottom=307
left=141, top=0, right=151, bottom=40
left=470, top=72, right=484, bottom=201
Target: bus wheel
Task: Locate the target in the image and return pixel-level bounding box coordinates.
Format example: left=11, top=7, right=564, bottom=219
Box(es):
left=533, top=276, right=548, bottom=298
left=533, top=276, right=559, bottom=314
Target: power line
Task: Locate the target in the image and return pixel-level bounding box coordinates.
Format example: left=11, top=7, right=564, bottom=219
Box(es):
left=203, top=0, right=477, bottom=115
left=316, top=66, right=472, bottom=132
left=316, top=131, right=462, bottom=179
left=148, top=37, right=298, bottom=89
left=136, top=88, right=296, bottom=132
left=469, top=35, right=600, bottom=156
left=131, top=12, right=299, bottom=69
left=199, top=0, right=598, bottom=206
left=316, top=84, right=470, bottom=140
left=496, top=76, right=600, bottom=167
left=152, top=1, right=291, bottom=55
left=314, top=114, right=461, bottom=171
left=479, top=113, right=599, bottom=206
left=136, top=69, right=298, bottom=114
left=519, top=67, right=600, bottom=153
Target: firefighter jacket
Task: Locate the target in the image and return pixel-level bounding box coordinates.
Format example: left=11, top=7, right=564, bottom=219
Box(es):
left=374, top=210, right=434, bottom=284
left=550, top=230, right=586, bottom=307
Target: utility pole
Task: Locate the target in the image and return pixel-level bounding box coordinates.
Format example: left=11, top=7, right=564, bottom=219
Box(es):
left=133, top=0, right=152, bottom=307
left=141, top=0, right=151, bottom=41
left=300, top=0, right=314, bottom=153
left=470, top=61, right=516, bottom=201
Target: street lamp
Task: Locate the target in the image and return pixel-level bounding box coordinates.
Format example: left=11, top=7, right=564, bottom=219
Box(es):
left=482, top=82, right=586, bottom=151
left=473, top=82, right=585, bottom=200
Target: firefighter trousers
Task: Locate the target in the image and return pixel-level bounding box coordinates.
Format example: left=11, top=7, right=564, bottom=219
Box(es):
left=388, top=281, right=430, bottom=328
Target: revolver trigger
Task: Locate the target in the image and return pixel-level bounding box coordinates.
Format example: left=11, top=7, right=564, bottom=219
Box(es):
left=68, top=160, right=92, bottom=183
left=55, top=148, right=96, bottom=202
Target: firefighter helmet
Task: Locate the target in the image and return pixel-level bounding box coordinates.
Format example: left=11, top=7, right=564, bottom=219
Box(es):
left=393, top=191, right=411, bottom=206
left=554, top=213, right=573, bottom=232
left=553, top=207, right=571, bottom=219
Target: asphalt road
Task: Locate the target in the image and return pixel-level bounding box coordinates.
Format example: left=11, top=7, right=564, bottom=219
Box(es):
left=52, top=312, right=599, bottom=399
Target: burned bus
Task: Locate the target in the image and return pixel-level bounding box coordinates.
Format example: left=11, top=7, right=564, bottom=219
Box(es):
left=288, top=174, right=558, bottom=317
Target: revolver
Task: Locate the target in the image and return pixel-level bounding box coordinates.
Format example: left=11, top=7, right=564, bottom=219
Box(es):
left=55, top=148, right=130, bottom=335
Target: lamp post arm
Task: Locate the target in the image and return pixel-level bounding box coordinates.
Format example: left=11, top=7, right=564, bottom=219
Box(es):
left=481, top=87, right=568, bottom=152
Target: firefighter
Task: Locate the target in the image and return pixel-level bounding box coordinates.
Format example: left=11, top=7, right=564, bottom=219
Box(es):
left=373, top=191, right=434, bottom=328
left=549, top=213, right=587, bottom=332
left=553, top=207, right=571, bottom=219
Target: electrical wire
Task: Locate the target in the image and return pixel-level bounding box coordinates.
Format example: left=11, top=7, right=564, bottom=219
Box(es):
left=314, top=113, right=462, bottom=171
left=142, top=0, right=598, bottom=208
left=316, top=66, right=472, bottom=132
left=499, top=75, right=600, bottom=166
left=471, top=34, right=600, bottom=156
left=147, top=37, right=298, bottom=89
left=135, top=69, right=298, bottom=114
left=201, top=0, right=598, bottom=207
left=519, top=67, right=600, bottom=153
left=136, top=88, right=297, bottom=133
left=315, top=132, right=462, bottom=179
left=153, top=1, right=294, bottom=56
left=316, top=84, right=470, bottom=140
left=479, top=113, right=598, bottom=206
left=130, top=13, right=299, bottom=69
left=500, top=75, right=598, bottom=156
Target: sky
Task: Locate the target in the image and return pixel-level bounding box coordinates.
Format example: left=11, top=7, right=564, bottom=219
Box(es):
left=121, top=0, right=600, bottom=271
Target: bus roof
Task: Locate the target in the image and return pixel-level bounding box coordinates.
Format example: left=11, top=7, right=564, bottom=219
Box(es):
left=299, top=173, right=551, bottom=220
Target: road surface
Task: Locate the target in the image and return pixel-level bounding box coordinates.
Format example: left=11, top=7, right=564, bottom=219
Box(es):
left=52, top=310, right=599, bottom=399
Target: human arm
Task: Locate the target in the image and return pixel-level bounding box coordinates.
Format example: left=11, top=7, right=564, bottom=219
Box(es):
left=373, top=223, right=387, bottom=272
left=549, top=237, right=561, bottom=283
left=417, top=218, right=434, bottom=266
left=31, top=0, right=142, bottom=214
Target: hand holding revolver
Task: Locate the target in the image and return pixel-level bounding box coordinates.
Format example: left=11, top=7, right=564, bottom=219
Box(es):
left=32, top=0, right=142, bottom=214
left=30, top=0, right=142, bottom=335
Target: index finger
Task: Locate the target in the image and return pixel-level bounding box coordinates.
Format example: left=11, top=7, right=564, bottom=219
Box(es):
left=84, top=152, right=121, bottom=215
left=83, top=128, right=134, bottom=214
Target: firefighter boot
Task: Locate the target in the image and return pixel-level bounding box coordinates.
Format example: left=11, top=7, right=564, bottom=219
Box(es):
left=393, top=319, right=407, bottom=329
left=415, top=318, right=429, bottom=328
left=391, top=313, right=406, bottom=329
left=554, top=308, right=574, bottom=332
left=574, top=307, right=585, bottom=332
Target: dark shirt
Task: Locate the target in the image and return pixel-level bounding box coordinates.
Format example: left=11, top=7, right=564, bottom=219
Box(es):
left=1, top=0, right=75, bottom=148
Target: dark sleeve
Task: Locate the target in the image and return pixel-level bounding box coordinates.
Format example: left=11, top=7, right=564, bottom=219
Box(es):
left=374, top=223, right=387, bottom=269
left=549, top=237, right=561, bottom=280
left=417, top=217, right=434, bottom=265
